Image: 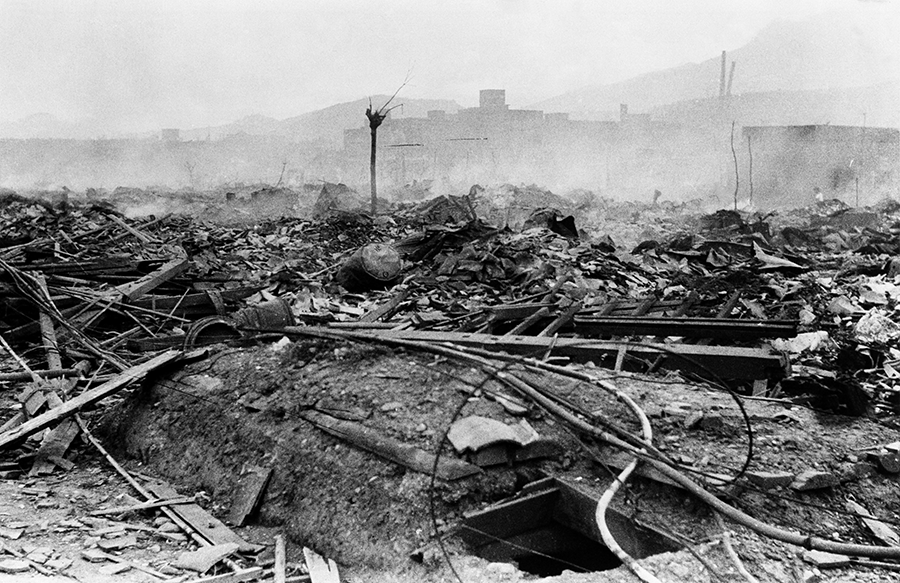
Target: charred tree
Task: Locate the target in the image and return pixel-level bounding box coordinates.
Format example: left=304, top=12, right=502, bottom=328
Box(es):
left=365, top=76, right=409, bottom=214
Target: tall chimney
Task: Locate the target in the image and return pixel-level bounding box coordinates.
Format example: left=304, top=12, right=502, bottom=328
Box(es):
left=726, top=61, right=736, bottom=96
left=719, top=51, right=727, bottom=98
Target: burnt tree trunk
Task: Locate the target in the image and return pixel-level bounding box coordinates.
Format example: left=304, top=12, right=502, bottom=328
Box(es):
left=366, top=107, right=386, bottom=215
left=369, top=124, right=378, bottom=214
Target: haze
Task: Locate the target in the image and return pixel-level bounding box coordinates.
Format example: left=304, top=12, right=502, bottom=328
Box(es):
left=1, top=0, right=897, bottom=135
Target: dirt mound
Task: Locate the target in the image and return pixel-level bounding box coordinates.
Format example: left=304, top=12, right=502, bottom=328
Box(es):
left=98, top=339, right=560, bottom=571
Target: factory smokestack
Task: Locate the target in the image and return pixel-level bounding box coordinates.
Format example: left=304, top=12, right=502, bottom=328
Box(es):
left=719, top=50, right=727, bottom=98
left=726, top=61, right=736, bottom=97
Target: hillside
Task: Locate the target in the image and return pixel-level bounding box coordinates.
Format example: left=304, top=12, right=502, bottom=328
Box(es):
left=531, top=11, right=898, bottom=119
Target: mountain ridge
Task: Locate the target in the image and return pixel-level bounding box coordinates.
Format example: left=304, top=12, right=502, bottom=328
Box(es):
left=529, top=11, right=897, bottom=119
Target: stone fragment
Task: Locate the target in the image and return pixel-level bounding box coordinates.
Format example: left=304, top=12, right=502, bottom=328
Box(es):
left=0, top=526, right=24, bottom=540
left=379, top=401, right=403, bottom=412
left=683, top=411, right=703, bottom=429
left=699, top=413, right=733, bottom=433
left=663, top=403, right=692, bottom=417
left=0, top=559, right=30, bottom=573
left=745, top=471, right=794, bottom=489
left=98, top=535, right=137, bottom=551
left=92, top=525, right=127, bottom=537
left=46, top=558, right=73, bottom=571
left=827, top=296, right=859, bottom=316
left=838, top=462, right=876, bottom=482
left=801, top=569, right=822, bottom=583
left=447, top=416, right=520, bottom=453
left=25, top=551, right=49, bottom=564
left=492, top=393, right=528, bottom=415
left=99, top=562, right=132, bottom=575
left=175, top=543, right=240, bottom=572
left=164, top=533, right=188, bottom=542
left=802, top=550, right=850, bottom=568
left=81, top=549, right=110, bottom=563
left=158, top=522, right=182, bottom=533
left=791, top=470, right=838, bottom=491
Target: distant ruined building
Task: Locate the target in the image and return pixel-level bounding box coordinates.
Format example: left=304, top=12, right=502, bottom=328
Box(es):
left=342, top=89, right=692, bottom=195
left=738, top=125, right=899, bottom=206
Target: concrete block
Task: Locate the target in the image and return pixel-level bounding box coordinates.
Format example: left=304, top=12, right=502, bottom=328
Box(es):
left=791, top=470, right=838, bottom=491
left=745, top=471, right=794, bottom=489
left=802, top=550, right=850, bottom=568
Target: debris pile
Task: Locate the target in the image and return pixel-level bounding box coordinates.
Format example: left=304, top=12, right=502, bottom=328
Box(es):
left=1, top=186, right=900, bottom=582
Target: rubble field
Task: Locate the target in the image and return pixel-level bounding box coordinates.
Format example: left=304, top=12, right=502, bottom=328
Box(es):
left=1, top=185, right=900, bottom=583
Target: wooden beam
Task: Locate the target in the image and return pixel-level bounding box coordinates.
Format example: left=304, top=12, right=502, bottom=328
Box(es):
left=459, top=488, right=559, bottom=549
left=303, top=547, right=340, bottom=583
left=572, top=316, right=798, bottom=341
left=360, top=288, right=409, bottom=322
left=0, top=368, right=81, bottom=382
left=291, top=328, right=789, bottom=381
left=503, top=307, right=550, bottom=336
left=228, top=466, right=273, bottom=526
left=300, top=410, right=481, bottom=481
left=538, top=300, right=583, bottom=337
left=114, top=256, right=190, bottom=301
left=106, top=214, right=161, bottom=245
left=89, top=497, right=195, bottom=516
left=189, top=568, right=266, bottom=583
left=146, top=481, right=263, bottom=553
left=0, top=350, right=182, bottom=450
left=274, top=535, right=287, bottom=583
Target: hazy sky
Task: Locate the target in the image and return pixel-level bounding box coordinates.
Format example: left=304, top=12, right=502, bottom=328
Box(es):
left=0, top=0, right=896, bottom=133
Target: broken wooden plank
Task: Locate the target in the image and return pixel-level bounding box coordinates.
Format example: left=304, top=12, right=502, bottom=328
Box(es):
left=29, top=419, right=78, bottom=476
left=300, top=410, right=481, bottom=481
left=0, top=349, right=182, bottom=450
left=146, top=481, right=263, bottom=553
left=36, top=274, right=62, bottom=369
left=130, top=287, right=260, bottom=317
left=460, top=487, right=559, bottom=550
left=31, top=297, right=84, bottom=476
left=190, top=568, right=266, bottom=583
left=846, top=500, right=900, bottom=547
left=114, top=256, right=190, bottom=301
left=274, top=535, right=286, bottom=583
left=538, top=300, right=583, bottom=337
left=18, top=256, right=136, bottom=275
left=552, top=477, right=681, bottom=559
left=360, top=288, right=409, bottom=322
left=81, top=549, right=167, bottom=579
left=292, top=328, right=790, bottom=381
left=504, top=306, right=550, bottom=336
left=571, top=316, right=798, bottom=340
left=176, top=543, right=240, bottom=572
left=0, top=413, right=24, bottom=434
left=89, top=497, right=195, bottom=516
left=303, top=547, right=340, bottom=583
left=106, top=213, right=161, bottom=245
left=228, top=466, right=273, bottom=527
left=0, top=368, right=82, bottom=382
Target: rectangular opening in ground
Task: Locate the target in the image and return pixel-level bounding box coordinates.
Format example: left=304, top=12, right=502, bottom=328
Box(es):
left=459, top=477, right=681, bottom=576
